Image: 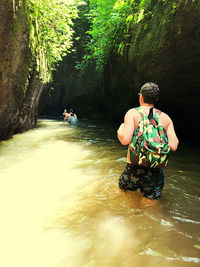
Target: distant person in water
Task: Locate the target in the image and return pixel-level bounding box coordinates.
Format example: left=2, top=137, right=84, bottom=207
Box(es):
left=63, top=109, right=67, bottom=117
left=117, top=82, right=179, bottom=200
left=67, top=112, right=78, bottom=127
left=63, top=109, right=70, bottom=122
left=69, top=109, right=77, bottom=117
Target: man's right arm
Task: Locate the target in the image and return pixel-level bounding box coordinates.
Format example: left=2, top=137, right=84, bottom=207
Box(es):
left=166, top=117, right=179, bottom=151
left=117, top=109, right=135, bottom=145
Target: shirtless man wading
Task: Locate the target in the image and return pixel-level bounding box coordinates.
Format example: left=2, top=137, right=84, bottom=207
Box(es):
left=117, top=82, right=179, bottom=199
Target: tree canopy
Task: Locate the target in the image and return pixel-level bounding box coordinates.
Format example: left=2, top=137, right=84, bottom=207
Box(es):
left=27, top=0, right=180, bottom=79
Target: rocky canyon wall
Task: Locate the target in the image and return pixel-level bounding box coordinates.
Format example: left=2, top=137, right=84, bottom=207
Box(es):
left=0, top=0, right=49, bottom=140
left=0, top=0, right=30, bottom=139
left=1, top=0, right=199, bottom=141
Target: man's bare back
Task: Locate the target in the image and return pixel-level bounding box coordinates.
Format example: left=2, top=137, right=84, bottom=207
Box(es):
left=118, top=106, right=178, bottom=163
left=118, top=105, right=178, bottom=150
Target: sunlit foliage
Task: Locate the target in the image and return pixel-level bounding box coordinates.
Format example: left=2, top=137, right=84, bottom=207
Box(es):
left=78, top=0, right=178, bottom=72
left=27, top=0, right=85, bottom=81
left=27, top=0, right=179, bottom=79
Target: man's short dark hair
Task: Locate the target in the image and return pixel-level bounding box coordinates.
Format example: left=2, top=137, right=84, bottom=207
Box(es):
left=140, top=82, right=159, bottom=104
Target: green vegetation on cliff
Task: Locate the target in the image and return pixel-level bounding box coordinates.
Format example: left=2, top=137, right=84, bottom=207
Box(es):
left=25, top=0, right=181, bottom=79
left=76, top=0, right=180, bottom=71
left=27, top=0, right=85, bottom=82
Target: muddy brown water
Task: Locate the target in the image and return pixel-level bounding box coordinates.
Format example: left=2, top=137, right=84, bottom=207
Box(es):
left=0, top=118, right=199, bottom=267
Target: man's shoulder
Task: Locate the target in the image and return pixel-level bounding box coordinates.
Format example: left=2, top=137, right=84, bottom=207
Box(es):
left=126, top=107, right=140, bottom=114
left=159, top=110, right=171, bottom=120
left=124, top=108, right=137, bottom=118
left=125, top=107, right=141, bottom=123
left=157, top=110, right=172, bottom=129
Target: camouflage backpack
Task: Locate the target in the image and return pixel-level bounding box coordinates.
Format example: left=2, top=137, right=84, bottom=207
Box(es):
left=129, top=107, right=170, bottom=168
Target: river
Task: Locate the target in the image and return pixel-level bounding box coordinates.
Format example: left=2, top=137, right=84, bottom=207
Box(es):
left=0, top=118, right=199, bottom=267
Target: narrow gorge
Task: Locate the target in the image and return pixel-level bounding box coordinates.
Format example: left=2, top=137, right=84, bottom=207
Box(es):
left=0, top=0, right=200, bottom=141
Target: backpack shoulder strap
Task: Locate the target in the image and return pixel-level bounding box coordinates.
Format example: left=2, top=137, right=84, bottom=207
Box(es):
left=135, top=107, right=145, bottom=118
left=135, top=107, right=162, bottom=120
left=152, top=108, right=161, bottom=122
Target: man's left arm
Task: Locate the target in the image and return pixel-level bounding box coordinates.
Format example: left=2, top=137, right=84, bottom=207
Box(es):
left=166, top=118, right=179, bottom=151
left=117, top=109, right=135, bottom=145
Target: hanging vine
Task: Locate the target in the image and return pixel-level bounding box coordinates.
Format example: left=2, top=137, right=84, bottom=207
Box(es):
left=27, top=0, right=85, bottom=82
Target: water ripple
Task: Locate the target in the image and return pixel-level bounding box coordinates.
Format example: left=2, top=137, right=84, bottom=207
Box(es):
left=141, top=249, right=200, bottom=263
left=173, top=216, right=200, bottom=224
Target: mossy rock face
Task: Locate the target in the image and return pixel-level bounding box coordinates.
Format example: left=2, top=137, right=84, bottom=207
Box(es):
left=0, top=0, right=30, bottom=139
left=104, top=1, right=200, bottom=107
left=0, top=0, right=48, bottom=140
left=122, top=0, right=200, bottom=137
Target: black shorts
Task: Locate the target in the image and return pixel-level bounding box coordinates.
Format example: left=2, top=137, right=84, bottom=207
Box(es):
left=118, top=163, right=164, bottom=199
